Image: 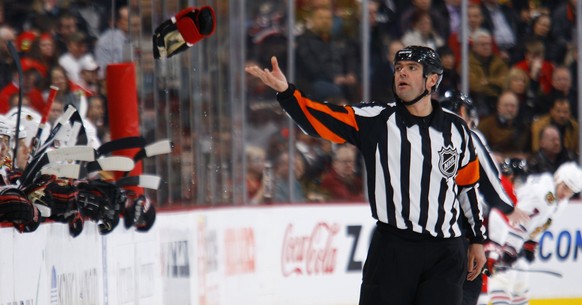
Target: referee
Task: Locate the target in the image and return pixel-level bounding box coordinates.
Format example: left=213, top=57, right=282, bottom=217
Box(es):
left=245, top=46, right=486, bottom=305
left=440, top=90, right=529, bottom=305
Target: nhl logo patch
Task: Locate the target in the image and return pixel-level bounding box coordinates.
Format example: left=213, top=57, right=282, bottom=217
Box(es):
left=438, top=146, right=459, bottom=179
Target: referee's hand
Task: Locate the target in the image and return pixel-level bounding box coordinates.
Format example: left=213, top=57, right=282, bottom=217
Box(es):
left=245, top=56, right=289, bottom=93
left=467, top=243, right=486, bottom=281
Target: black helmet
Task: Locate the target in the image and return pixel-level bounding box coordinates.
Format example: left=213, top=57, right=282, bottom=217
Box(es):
left=393, top=46, right=444, bottom=105
left=500, top=158, right=529, bottom=177
left=394, top=45, right=443, bottom=78
left=440, top=90, right=474, bottom=113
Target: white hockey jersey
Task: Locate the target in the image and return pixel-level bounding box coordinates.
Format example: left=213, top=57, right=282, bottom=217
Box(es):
left=488, top=172, right=568, bottom=251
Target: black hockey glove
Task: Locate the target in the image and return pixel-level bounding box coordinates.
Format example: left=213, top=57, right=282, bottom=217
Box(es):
left=76, top=179, right=125, bottom=235
left=0, top=186, right=41, bottom=232
left=45, top=180, right=78, bottom=219
left=68, top=212, right=84, bottom=238
left=521, top=240, right=538, bottom=263
left=21, top=174, right=56, bottom=218
left=123, top=195, right=156, bottom=232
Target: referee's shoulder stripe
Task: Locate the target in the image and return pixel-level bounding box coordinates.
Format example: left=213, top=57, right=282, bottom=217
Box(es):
left=456, top=158, right=480, bottom=186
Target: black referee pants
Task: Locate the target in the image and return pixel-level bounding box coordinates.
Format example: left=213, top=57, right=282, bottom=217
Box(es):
left=359, top=222, right=467, bottom=305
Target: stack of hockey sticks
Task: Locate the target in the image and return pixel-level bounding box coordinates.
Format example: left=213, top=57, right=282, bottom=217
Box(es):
left=1, top=100, right=173, bottom=236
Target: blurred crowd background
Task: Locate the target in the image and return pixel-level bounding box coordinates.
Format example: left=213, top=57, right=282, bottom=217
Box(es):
left=0, top=0, right=580, bottom=207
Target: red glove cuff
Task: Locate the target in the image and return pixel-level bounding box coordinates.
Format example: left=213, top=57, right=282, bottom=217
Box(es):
left=523, top=240, right=538, bottom=252
left=175, top=6, right=216, bottom=45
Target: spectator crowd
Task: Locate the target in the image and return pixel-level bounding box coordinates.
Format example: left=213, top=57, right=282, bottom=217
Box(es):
left=0, top=0, right=132, bottom=148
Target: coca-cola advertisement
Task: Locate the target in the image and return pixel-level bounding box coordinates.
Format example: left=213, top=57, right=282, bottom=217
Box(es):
left=281, top=222, right=340, bottom=276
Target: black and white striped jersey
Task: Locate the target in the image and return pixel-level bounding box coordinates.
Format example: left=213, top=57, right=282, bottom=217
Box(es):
left=277, top=84, right=486, bottom=242
left=470, top=129, right=515, bottom=214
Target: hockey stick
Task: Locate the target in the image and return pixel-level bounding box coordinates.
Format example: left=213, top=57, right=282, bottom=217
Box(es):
left=19, top=106, right=78, bottom=186
left=46, top=146, right=96, bottom=163
left=122, top=139, right=173, bottom=177
left=116, top=174, right=161, bottom=190
left=29, top=105, right=76, bottom=160
left=22, top=145, right=94, bottom=185
left=6, top=41, right=23, bottom=169
left=132, top=139, right=173, bottom=162
left=67, top=106, right=87, bottom=146
left=96, top=136, right=147, bottom=156
left=494, top=266, right=563, bottom=278
left=29, top=85, right=59, bottom=159
left=41, top=163, right=81, bottom=179
left=86, top=156, right=135, bottom=172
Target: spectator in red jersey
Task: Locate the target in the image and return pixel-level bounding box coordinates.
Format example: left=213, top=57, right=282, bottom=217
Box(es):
left=16, top=31, right=38, bottom=54
left=512, top=39, right=554, bottom=96
left=0, top=58, right=46, bottom=114
left=28, top=33, right=59, bottom=70
left=319, top=144, right=364, bottom=202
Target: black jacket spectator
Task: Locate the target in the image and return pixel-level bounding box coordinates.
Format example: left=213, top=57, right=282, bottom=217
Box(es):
left=480, top=0, right=521, bottom=64
left=295, top=7, right=359, bottom=103
left=527, top=125, right=576, bottom=174
left=550, top=1, right=577, bottom=66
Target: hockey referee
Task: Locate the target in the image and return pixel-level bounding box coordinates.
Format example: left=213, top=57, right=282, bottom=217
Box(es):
left=246, top=45, right=486, bottom=305
left=440, top=90, right=530, bottom=305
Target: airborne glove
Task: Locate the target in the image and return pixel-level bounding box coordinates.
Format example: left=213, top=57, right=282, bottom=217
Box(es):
left=153, top=6, right=216, bottom=59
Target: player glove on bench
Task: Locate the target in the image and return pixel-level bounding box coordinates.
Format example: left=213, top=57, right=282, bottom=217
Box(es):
left=76, top=179, right=126, bottom=235
left=123, top=195, right=156, bottom=232
left=153, top=6, right=216, bottom=59
left=21, top=174, right=56, bottom=218
left=44, top=180, right=78, bottom=221
left=0, top=186, right=40, bottom=232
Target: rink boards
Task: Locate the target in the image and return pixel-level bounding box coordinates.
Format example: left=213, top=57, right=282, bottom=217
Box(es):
left=1, top=202, right=581, bottom=305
